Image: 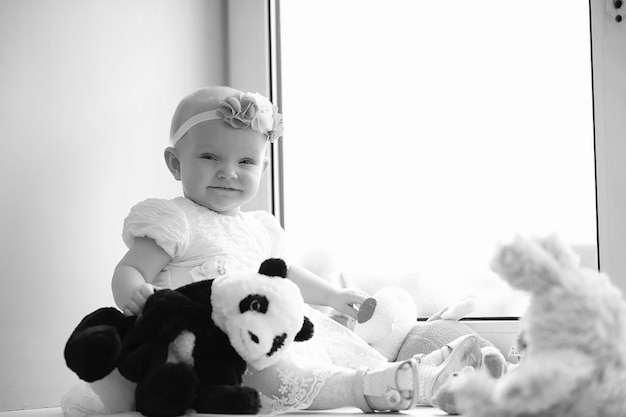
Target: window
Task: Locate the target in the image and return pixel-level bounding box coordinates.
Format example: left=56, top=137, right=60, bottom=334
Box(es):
left=277, top=0, right=597, bottom=317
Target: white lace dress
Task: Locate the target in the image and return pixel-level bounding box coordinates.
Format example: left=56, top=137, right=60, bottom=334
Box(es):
left=62, top=197, right=387, bottom=416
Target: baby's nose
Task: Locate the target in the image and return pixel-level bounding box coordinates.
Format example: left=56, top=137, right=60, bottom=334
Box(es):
left=218, top=164, right=238, bottom=179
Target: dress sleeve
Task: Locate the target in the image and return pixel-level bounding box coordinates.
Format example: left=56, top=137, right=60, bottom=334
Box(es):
left=122, top=198, right=190, bottom=259
left=250, top=210, right=286, bottom=258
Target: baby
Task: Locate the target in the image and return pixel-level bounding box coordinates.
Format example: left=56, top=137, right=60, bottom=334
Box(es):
left=62, top=86, right=482, bottom=416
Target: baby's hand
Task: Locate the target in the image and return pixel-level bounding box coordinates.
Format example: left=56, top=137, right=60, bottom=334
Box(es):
left=123, top=283, right=159, bottom=316
left=328, top=288, right=370, bottom=319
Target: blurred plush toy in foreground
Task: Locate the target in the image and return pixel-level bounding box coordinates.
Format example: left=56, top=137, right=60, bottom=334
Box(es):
left=437, top=235, right=626, bottom=417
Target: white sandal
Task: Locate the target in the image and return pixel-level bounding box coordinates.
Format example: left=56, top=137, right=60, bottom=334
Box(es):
left=354, top=334, right=482, bottom=412
left=355, top=358, right=419, bottom=412
left=354, top=334, right=482, bottom=413
left=420, top=334, right=482, bottom=405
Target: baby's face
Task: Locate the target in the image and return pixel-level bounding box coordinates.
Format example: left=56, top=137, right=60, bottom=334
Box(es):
left=175, top=121, right=268, bottom=215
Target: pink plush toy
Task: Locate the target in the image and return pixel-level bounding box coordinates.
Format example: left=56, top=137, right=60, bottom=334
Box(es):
left=397, top=299, right=507, bottom=381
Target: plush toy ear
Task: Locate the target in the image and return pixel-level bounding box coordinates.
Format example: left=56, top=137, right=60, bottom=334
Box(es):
left=295, top=316, right=314, bottom=342
left=258, top=258, right=288, bottom=278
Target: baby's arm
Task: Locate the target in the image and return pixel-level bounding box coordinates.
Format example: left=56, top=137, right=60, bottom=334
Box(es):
left=287, top=264, right=369, bottom=318
left=111, top=237, right=172, bottom=316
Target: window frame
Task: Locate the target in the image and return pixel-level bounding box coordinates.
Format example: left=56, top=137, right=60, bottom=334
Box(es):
left=230, top=0, right=626, bottom=355
left=589, top=0, right=626, bottom=294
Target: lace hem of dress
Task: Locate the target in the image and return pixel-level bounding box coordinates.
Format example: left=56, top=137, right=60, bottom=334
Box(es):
left=259, top=367, right=333, bottom=415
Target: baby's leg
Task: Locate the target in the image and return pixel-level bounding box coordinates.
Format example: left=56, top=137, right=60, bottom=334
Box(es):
left=243, top=356, right=337, bottom=414
left=306, top=362, right=417, bottom=411
left=243, top=334, right=482, bottom=413
left=243, top=358, right=387, bottom=412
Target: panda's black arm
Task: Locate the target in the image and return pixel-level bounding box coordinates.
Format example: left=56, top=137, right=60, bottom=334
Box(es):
left=194, top=384, right=261, bottom=414
left=192, top=329, right=246, bottom=385
left=124, top=291, right=199, bottom=347
left=118, top=290, right=199, bottom=381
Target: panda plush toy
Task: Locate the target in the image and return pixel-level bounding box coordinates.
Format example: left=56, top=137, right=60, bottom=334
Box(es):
left=64, top=258, right=314, bottom=417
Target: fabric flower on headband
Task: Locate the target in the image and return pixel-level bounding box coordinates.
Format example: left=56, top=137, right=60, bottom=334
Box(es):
left=169, top=90, right=284, bottom=147
left=218, top=92, right=284, bottom=142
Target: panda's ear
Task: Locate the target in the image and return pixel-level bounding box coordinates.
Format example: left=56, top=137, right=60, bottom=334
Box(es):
left=258, top=258, right=288, bottom=278
left=295, top=316, right=314, bottom=342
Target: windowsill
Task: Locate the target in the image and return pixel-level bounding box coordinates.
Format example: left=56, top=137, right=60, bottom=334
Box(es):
left=0, top=406, right=450, bottom=417
left=294, top=407, right=450, bottom=416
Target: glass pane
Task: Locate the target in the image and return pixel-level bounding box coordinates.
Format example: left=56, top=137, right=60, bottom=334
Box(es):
left=279, top=0, right=596, bottom=317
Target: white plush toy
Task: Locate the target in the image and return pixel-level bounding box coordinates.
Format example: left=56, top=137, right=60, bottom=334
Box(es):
left=353, top=287, right=486, bottom=362
left=436, top=235, right=626, bottom=417
left=353, top=287, right=418, bottom=360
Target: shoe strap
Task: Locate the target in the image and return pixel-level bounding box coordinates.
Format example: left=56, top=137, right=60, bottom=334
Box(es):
left=362, top=359, right=420, bottom=411
left=415, top=355, right=434, bottom=405
left=354, top=367, right=374, bottom=413
left=440, top=345, right=453, bottom=361
left=401, top=358, right=420, bottom=409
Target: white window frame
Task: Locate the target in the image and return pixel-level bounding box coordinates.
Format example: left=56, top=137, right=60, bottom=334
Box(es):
left=226, top=0, right=284, bottom=218
left=590, top=0, right=626, bottom=293
left=229, top=0, right=626, bottom=356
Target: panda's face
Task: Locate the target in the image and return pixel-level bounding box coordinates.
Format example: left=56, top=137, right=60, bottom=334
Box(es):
left=210, top=270, right=307, bottom=370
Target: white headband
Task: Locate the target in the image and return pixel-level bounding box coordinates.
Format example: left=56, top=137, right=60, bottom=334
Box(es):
left=170, top=92, right=284, bottom=146
left=170, top=110, right=221, bottom=146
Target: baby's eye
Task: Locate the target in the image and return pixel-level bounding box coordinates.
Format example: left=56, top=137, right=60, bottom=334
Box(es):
left=201, top=154, right=217, bottom=161
left=239, top=158, right=256, bottom=165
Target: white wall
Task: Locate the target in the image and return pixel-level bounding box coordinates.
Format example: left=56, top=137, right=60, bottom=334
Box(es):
left=0, top=0, right=229, bottom=410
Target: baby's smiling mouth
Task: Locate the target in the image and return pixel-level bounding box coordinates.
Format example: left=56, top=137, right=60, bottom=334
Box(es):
left=210, top=186, right=241, bottom=192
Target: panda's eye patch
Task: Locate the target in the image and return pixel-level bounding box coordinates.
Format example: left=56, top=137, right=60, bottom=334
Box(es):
left=239, top=294, right=269, bottom=314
